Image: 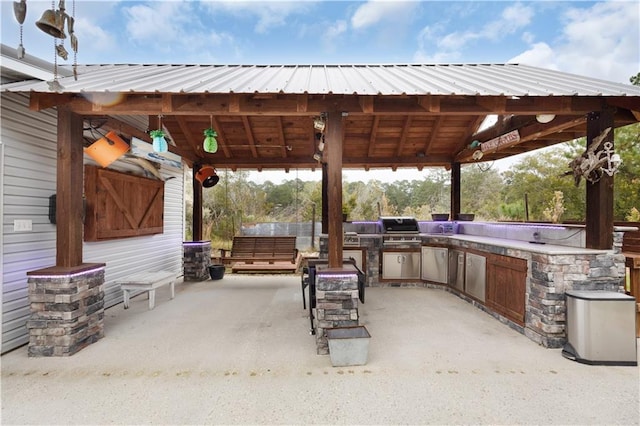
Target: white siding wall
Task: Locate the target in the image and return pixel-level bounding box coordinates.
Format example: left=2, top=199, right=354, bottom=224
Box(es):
left=1, top=93, right=185, bottom=353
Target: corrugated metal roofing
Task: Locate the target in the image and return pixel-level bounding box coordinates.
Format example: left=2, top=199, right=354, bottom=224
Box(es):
left=3, top=63, right=640, bottom=97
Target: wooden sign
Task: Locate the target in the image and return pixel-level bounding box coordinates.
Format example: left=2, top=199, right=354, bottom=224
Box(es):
left=481, top=129, right=520, bottom=153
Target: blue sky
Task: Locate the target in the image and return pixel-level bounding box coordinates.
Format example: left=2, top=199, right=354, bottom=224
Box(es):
left=2, top=1, right=638, bottom=83
left=2, top=0, right=638, bottom=182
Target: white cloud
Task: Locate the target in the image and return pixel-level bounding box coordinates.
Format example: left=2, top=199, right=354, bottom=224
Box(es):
left=125, top=2, right=193, bottom=44
left=415, top=3, right=534, bottom=64
left=323, top=19, right=348, bottom=49
left=509, top=42, right=557, bottom=69
left=351, top=1, right=418, bottom=30
left=509, top=1, right=639, bottom=83
left=75, top=16, right=118, bottom=60
left=210, top=1, right=314, bottom=34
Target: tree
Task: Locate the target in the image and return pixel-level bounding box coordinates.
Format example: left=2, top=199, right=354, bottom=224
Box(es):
left=500, top=147, right=585, bottom=221
left=460, top=164, right=504, bottom=220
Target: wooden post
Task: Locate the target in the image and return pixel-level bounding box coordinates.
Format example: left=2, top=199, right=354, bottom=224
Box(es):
left=321, top=163, right=328, bottom=234
left=325, top=112, right=343, bottom=268
left=450, top=162, right=461, bottom=220
left=56, top=107, right=84, bottom=267
left=192, top=165, right=203, bottom=241
left=585, top=109, right=614, bottom=249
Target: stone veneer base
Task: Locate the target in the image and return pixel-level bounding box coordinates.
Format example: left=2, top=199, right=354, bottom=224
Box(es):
left=183, top=241, right=212, bottom=281
left=314, top=267, right=360, bottom=355
left=27, top=264, right=105, bottom=357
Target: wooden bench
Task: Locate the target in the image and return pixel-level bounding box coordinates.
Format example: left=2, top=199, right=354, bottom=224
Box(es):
left=116, top=270, right=176, bottom=310
left=216, top=236, right=299, bottom=273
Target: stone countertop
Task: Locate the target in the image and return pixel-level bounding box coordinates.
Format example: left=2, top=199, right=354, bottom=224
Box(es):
left=442, top=234, right=610, bottom=255
left=334, top=233, right=611, bottom=255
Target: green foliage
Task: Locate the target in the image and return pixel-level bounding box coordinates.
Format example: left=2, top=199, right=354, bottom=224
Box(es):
left=627, top=207, right=640, bottom=222
left=542, top=191, right=566, bottom=223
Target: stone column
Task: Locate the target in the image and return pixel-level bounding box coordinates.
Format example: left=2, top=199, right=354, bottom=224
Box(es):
left=183, top=241, right=211, bottom=281
left=27, top=264, right=105, bottom=357
left=314, top=265, right=359, bottom=354
left=527, top=251, right=625, bottom=348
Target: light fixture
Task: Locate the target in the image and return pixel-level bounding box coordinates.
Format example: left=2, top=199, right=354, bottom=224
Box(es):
left=313, top=152, right=322, bottom=162
left=313, top=116, right=326, bottom=132
left=83, top=130, right=129, bottom=167
left=195, top=166, right=220, bottom=188
left=150, top=115, right=167, bottom=153
left=472, top=150, right=484, bottom=161
left=536, top=114, right=556, bottom=124
left=203, top=116, right=218, bottom=153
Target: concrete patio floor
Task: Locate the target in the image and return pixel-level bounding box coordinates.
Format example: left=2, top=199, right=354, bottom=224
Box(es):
left=2, top=274, right=638, bottom=425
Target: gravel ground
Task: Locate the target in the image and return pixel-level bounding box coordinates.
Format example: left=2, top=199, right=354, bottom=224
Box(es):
left=2, top=274, right=638, bottom=425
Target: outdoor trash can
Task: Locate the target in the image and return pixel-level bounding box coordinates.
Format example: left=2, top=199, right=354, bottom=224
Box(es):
left=562, top=290, right=637, bottom=366
left=208, top=264, right=225, bottom=280
left=327, top=325, right=371, bottom=367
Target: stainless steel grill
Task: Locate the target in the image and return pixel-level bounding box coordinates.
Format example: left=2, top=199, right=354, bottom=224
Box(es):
left=379, top=216, right=420, bottom=234
left=379, top=216, right=421, bottom=246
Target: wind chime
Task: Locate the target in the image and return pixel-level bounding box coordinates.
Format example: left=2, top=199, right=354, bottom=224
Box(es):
left=13, top=0, right=79, bottom=82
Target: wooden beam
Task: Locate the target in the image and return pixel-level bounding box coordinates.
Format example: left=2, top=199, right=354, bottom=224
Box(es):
left=192, top=164, right=203, bottom=241
left=56, top=107, right=84, bottom=267
left=211, top=116, right=231, bottom=158
left=395, top=116, right=413, bottom=157
left=296, top=95, right=308, bottom=113
left=241, top=116, right=259, bottom=157
left=418, top=96, right=440, bottom=113
left=359, top=96, right=374, bottom=113
left=366, top=116, right=380, bottom=157
left=423, top=116, right=443, bottom=154
left=176, top=116, right=201, bottom=157
left=276, top=117, right=288, bottom=157
left=586, top=109, right=614, bottom=249
left=326, top=111, right=343, bottom=269
left=450, top=162, right=461, bottom=220
left=101, top=116, right=151, bottom=142
left=32, top=93, right=617, bottom=116
left=321, top=163, right=328, bottom=234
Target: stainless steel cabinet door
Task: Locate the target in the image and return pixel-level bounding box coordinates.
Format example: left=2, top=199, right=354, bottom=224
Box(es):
left=465, top=253, right=486, bottom=302
left=382, top=251, right=420, bottom=279
left=421, top=247, right=448, bottom=284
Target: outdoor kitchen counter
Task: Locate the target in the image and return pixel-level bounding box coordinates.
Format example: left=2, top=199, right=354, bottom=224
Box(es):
left=431, top=234, right=611, bottom=255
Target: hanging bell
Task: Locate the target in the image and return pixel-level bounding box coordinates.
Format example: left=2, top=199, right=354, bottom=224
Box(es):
left=36, top=8, right=66, bottom=39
